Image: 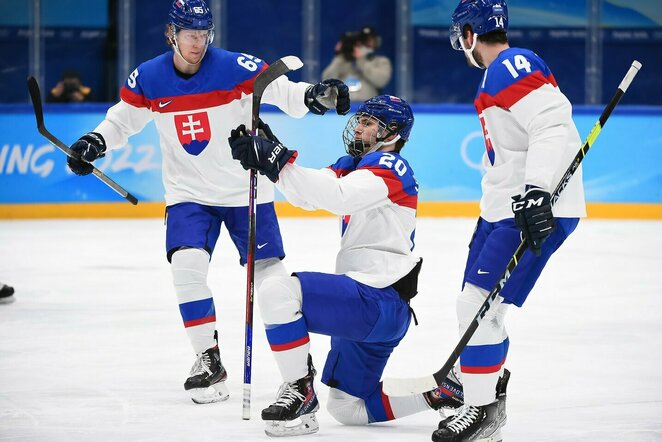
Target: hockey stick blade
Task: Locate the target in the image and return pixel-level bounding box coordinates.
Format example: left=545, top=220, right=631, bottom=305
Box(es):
left=252, top=56, right=304, bottom=103
left=27, top=77, right=138, bottom=205
left=251, top=56, right=303, bottom=136
left=243, top=55, right=303, bottom=420
left=382, top=60, right=643, bottom=397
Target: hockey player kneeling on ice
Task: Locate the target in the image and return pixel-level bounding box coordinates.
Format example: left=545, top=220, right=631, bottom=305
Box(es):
left=230, top=95, right=465, bottom=436
left=65, top=0, right=350, bottom=406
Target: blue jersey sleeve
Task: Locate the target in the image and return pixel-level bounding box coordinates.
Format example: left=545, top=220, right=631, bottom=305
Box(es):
left=119, top=58, right=159, bottom=109
left=327, top=155, right=359, bottom=177
left=214, top=49, right=268, bottom=93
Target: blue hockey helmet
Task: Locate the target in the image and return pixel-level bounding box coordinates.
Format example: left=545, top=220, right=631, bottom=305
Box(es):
left=450, top=0, right=508, bottom=50
left=342, top=95, right=415, bottom=157
left=169, top=0, right=214, bottom=32
left=168, top=0, right=214, bottom=62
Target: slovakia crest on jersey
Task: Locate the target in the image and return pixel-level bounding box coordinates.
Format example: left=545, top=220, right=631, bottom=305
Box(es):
left=174, top=112, right=211, bottom=156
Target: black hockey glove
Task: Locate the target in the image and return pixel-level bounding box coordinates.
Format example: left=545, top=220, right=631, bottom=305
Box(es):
left=67, top=132, right=106, bottom=176
left=304, top=79, right=350, bottom=116
left=228, top=124, right=296, bottom=183
left=511, top=187, right=555, bottom=257
left=256, top=118, right=281, bottom=144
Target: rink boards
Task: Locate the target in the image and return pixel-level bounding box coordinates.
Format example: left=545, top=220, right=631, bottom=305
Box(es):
left=0, top=104, right=660, bottom=219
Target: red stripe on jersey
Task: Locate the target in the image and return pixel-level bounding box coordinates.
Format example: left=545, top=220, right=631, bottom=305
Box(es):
left=326, top=165, right=340, bottom=177
left=380, top=386, right=396, bottom=421
left=152, top=79, right=255, bottom=113
left=183, top=315, right=216, bottom=328
left=269, top=335, right=310, bottom=352
left=327, top=165, right=352, bottom=178
left=460, top=357, right=506, bottom=374
left=123, top=63, right=268, bottom=113
left=475, top=71, right=557, bottom=113
left=120, top=86, right=151, bottom=109
left=360, top=166, right=417, bottom=209
left=548, top=73, right=558, bottom=87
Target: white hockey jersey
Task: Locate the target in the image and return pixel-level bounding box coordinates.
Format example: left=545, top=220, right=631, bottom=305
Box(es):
left=94, top=48, right=310, bottom=206
left=277, top=151, right=419, bottom=288
left=474, top=47, right=586, bottom=222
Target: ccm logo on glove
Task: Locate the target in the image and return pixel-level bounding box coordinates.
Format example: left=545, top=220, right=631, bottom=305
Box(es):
left=512, top=195, right=546, bottom=211
left=511, top=187, right=555, bottom=257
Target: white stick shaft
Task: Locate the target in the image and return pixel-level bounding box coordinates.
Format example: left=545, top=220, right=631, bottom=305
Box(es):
left=383, top=374, right=439, bottom=396
left=242, top=384, right=251, bottom=420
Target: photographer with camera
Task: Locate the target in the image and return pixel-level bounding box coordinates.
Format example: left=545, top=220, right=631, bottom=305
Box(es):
left=322, top=26, right=392, bottom=101
left=47, top=70, right=93, bottom=103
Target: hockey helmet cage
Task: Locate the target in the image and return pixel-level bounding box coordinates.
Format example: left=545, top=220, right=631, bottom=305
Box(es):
left=343, top=95, right=414, bottom=157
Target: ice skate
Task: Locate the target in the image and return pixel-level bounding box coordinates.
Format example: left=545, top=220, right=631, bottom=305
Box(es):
left=262, top=355, right=319, bottom=437
left=424, top=366, right=464, bottom=410
left=184, top=342, right=229, bottom=404
left=432, top=369, right=510, bottom=442
left=0, top=284, right=15, bottom=304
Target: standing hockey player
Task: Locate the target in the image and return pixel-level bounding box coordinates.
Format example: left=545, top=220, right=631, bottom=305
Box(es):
left=66, top=0, right=350, bottom=405
left=229, top=95, right=465, bottom=436
left=432, top=1, right=586, bottom=441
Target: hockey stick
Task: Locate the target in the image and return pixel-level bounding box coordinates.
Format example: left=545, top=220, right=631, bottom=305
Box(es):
left=243, top=56, right=303, bottom=420
left=27, top=77, right=138, bottom=205
left=383, top=60, right=643, bottom=396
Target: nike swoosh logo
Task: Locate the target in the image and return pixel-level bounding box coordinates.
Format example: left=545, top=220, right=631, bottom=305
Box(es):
left=257, top=243, right=268, bottom=249
left=158, top=100, right=173, bottom=108
left=477, top=269, right=489, bottom=275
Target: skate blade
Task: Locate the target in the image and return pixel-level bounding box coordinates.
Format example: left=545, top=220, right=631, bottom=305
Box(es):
left=474, top=429, right=502, bottom=442
left=474, top=417, right=506, bottom=442
left=189, top=381, right=230, bottom=404
left=0, top=295, right=15, bottom=304
left=264, top=413, right=319, bottom=437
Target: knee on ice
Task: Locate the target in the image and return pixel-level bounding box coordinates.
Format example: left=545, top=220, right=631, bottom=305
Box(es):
left=258, top=275, right=303, bottom=325
left=326, top=389, right=369, bottom=426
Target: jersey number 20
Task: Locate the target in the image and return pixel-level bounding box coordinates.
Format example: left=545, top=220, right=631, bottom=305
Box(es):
left=379, top=153, right=407, bottom=177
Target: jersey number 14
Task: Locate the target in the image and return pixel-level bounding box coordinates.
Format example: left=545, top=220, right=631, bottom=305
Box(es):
left=502, top=55, right=532, bottom=79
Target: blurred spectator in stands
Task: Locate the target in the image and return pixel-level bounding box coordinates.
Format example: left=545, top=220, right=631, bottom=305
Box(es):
left=0, top=282, right=15, bottom=304
left=322, top=26, right=392, bottom=101
left=47, top=70, right=93, bottom=103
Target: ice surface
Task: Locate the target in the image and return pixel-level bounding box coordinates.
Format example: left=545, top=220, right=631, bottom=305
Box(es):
left=1, top=217, right=660, bottom=441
